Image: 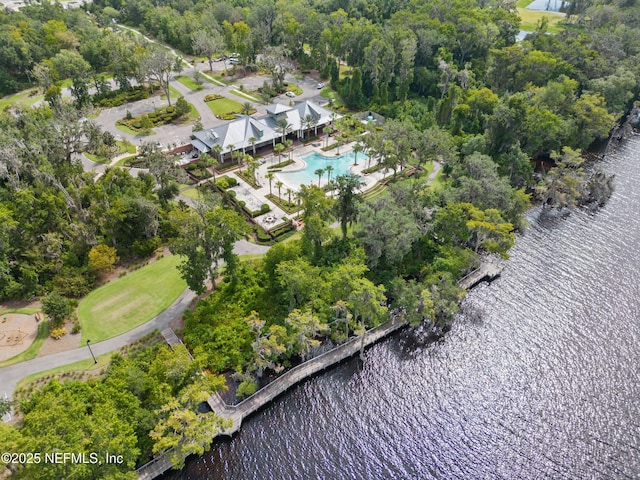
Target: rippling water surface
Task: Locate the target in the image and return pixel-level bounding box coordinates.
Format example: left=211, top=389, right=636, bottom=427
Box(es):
left=167, top=137, right=640, bottom=480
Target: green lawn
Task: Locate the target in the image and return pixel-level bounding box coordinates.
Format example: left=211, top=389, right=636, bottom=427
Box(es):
left=116, top=123, right=154, bottom=136
left=518, top=8, right=564, bottom=32
left=176, top=75, right=204, bottom=91
left=319, top=87, right=345, bottom=109
left=84, top=152, right=109, bottom=164
left=0, top=90, right=32, bottom=109
left=115, top=155, right=138, bottom=166
left=117, top=140, right=137, bottom=154
left=78, top=255, right=187, bottom=343
left=162, top=85, right=183, bottom=102
left=284, top=83, right=303, bottom=95
left=206, top=96, right=244, bottom=116
left=22, top=95, right=44, bottom=107
left=180, top=187, right=201, bottom=199
left=230, top=89, right=260, bottom=102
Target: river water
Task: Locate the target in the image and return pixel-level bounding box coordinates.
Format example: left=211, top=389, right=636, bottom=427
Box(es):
left=166, top=137, right=640, bottom=479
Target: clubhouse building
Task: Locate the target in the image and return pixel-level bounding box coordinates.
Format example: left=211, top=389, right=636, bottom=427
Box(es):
left=191, top=100, right=339, bottom=158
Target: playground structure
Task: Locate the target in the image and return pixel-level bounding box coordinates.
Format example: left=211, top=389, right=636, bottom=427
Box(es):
left=0, top=329, right=27, bottom=346
left=0, top=313, right=39, bottom=362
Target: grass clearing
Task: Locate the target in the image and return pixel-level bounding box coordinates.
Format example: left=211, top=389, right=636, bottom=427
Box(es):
left=78, top=255, right=186, bottom=343
left=206, top=96, right=244, bottom=116
left=518, top=8, right=564, bottom=32
left=176, top=75, right=204, bottom=91
left=22, top=95, right=44, bottom=107
left=0, top=90, right=33, bottom=109
left=180, top=187, right=201, bottom=199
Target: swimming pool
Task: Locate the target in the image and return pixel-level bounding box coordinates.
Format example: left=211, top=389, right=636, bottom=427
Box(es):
left=276, top=151, right=366, bottom=189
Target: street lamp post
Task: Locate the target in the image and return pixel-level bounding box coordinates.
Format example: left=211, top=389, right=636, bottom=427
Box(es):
left=86, top=339, right=97, bottom=364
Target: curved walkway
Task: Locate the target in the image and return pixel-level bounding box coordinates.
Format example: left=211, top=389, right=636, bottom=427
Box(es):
left=0, top=238, right=270, bottom=403
left=0, top=288, right=196, bottom=402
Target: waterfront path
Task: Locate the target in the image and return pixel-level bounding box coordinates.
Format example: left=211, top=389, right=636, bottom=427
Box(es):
left=459, top=262, right=504, bottom=290
left=136, top=313, right=409, bottom=480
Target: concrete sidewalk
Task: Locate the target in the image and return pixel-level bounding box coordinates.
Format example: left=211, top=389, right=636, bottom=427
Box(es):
left=0, top=288, right=197, bottom=402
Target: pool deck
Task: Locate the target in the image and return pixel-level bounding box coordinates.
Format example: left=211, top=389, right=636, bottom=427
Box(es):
left=225, top=139, right=387, bottom=230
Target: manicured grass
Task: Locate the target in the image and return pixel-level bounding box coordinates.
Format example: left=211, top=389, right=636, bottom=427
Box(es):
left=518, top=8, right=564, bottom=32
left=361, top=181, right=388, bottom=201
left=22, top=95, right=44, bottom=107
left=0, top=90, right=32, bottom=109
left=115, top=123, right=154, bottom=136
left=115, top=155, right=138, bottom=166
left=230, top=89, right=260, bottom=102
left=180, top=187, right=201, bottom=199
left=84, top=152, right=109, bottom=164
left=319, top=87, right=345, bottom=109
left=176, top=75, right=204, bottom=91
left=239, top=253, right=265, bottom=262
left=117, top=140, right=137, bottom=154
left=206, top=96, right=244, bottom=116
left=16, top=352, right=112, bottom=392
left=284, top=83, right=303, bottom=95
left=78, top=254, right=187, bottom=343
left=188, top=101, right=200, bottom=119
left=516, top=0, right=531, bottom=6
left=0, top=307, right=40, bottom=316
left=0, top=310, right=47, bottom=368
left=162, top=85, right=183, bottom=102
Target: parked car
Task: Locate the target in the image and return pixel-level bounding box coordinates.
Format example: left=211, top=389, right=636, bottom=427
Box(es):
left=316, top=83, right=325, bottom=89
left=285, top=91, right=296, bottom=97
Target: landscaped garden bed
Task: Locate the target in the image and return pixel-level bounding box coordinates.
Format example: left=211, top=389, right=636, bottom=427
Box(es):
left=267, top=159, right=294, bottom=169
left=116, top=99, right=192, bottom=134
left=266, top=193, right=301, bottom=214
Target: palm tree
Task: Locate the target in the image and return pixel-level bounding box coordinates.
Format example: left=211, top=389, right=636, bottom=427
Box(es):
left=286, top=188, right=293, bottom=205
left=324, top=126, right=334, bottom=148
left=273, top=143, right=286, bottom=163
left=211, top=144, right=223, bottom=164
left=276, top=180, right=283, bottom=198
left=276, top=118, right=291, bottom=143
left=353, top=142, right=363, bottom=166
left=325, top=165, right=334, bottom=183
left=248, top=159, right=258, bottom=183
left=315, top=168, right=324, bottom=186
left=226, top=143, right=235, bottom=163
left=265, top=172, right=274, bottom=195
left=285, top=139, right=293, bottom=160
left=303, top=114, right=314, bottom=139
left=241, top=102, right=253, bottom=115
left=249, top=136, right=257, bottom=155
left=202, top=152, right=216, bottom=182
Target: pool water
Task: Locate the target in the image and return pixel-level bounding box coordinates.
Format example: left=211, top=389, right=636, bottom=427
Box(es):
left=525, top=0, right=567, bottom=12
left=276, top=151, right=366, bottom=189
